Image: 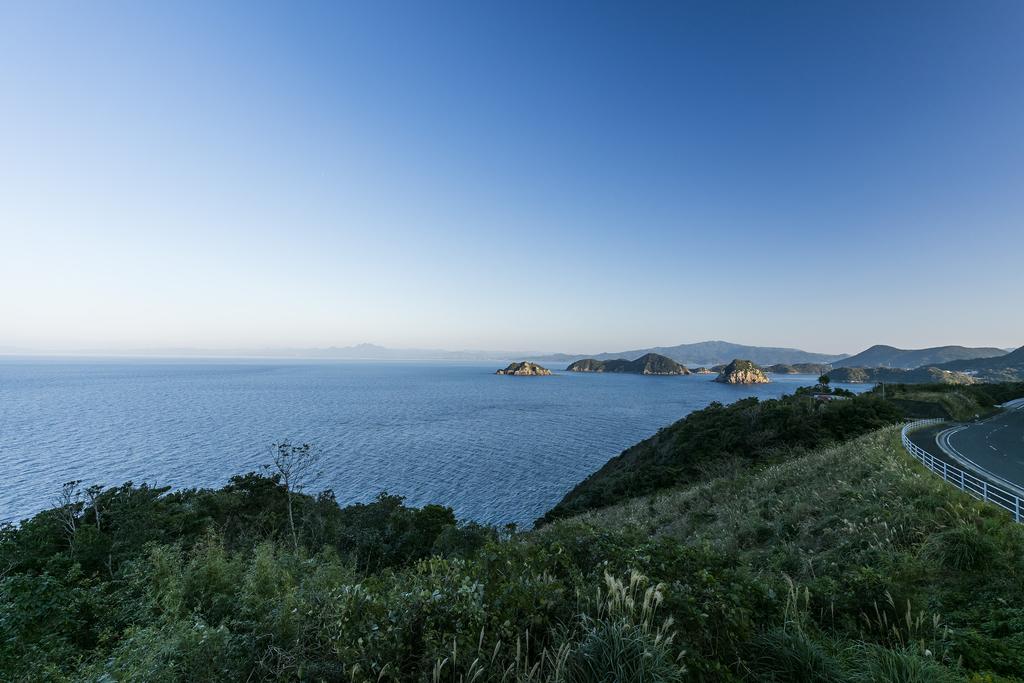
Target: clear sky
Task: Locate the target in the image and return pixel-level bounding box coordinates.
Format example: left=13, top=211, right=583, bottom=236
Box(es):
left=2, top=2, right=1022, bottom=355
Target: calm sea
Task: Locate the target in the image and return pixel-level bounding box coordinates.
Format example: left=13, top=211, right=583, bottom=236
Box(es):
left=0, top=359, right=866, bottom=526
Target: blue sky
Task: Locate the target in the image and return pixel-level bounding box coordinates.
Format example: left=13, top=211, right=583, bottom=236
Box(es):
left=2, top=2, right=1021, bottom=355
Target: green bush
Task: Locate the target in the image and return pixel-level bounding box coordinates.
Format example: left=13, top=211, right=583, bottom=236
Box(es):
left=852, top=645, right=962, bottom=683
left=746, top=627, right=846, bottom=682
left=923, top=523, right=999, bottom=571
left=562, top=619, right=684, bottom=683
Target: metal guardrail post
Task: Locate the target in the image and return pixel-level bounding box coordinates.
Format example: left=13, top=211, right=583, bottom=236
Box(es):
left=982, top=481, right=988, bottom=502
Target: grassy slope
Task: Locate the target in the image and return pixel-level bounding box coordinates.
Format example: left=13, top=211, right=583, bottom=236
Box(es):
left=888, top=390, right=988, bottom=421
left=872, top=382, right=1024, bottom=421
left=539, top=392, right=903, bottom=525
left=544, top=427, right=1024, bottom=679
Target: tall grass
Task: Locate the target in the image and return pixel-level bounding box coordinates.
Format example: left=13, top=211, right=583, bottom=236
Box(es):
left=544, top=427, right=1024, bottom=681
left=428, top=570, right=686, bottom=683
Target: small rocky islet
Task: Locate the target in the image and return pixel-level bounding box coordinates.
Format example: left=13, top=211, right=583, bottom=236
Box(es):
left=764, top=362, right=832, bottom=375
left=495, top=361, right=552, bottom=376
left=714, top=359, right=770, bottom=384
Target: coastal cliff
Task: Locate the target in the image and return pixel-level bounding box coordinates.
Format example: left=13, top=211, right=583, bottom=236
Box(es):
left=714, top=359, right=770, bottom=384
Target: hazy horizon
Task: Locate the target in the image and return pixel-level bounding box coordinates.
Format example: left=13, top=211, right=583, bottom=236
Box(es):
left=1, top=338, right=1020, bottom=362
left=3, top=2, right=1022, bottom=354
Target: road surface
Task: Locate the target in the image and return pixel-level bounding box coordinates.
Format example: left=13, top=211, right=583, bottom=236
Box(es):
left=916, top=399, right=1024, bottom=494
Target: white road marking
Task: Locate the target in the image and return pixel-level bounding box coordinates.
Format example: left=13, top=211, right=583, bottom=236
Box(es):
left=935, top=425, right=1024, bottom=497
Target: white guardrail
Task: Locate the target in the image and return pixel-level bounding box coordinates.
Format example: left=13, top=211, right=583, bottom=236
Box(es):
left=901, top=419, right=1023, bottom=523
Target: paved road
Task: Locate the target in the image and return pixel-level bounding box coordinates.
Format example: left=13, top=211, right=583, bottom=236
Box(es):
left=930, top=399, right=1024, bottom=493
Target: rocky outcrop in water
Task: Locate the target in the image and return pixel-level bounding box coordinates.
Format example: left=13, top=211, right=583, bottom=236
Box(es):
left=714, top=359, right=770, bottom=384
left=496, top=362, right=552, bottom=376
left=765, top=363, right=832, bottom=375
left=567, top=353, right=690, bottom=375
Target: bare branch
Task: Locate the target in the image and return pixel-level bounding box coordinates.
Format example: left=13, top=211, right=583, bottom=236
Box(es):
left=268, top=442, right=322, bottom=551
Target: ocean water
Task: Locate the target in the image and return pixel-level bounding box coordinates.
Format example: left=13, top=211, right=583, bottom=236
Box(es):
left=0, top=359, right=866, bottom=526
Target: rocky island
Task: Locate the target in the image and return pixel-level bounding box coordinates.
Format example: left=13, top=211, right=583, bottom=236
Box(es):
left=764, top=362, right=832, bottom=375
left=566, top=352, right=690, bottom=375
left=714, top=359, right=770, bottom=384
left=495, top=361, right=552, bottom=376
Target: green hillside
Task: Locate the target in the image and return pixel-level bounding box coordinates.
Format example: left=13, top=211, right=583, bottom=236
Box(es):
left=934, top=345, right=1024, bottom=382
left=539, top=389, right=901, bottom=524
left=827, top=366, right=977, bottom=385
left=543, top=427, right=1024, bottom=681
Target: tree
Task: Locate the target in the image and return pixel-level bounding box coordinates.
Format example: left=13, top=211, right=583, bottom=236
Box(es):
left=84, top=484, right=103, bottom=531
left=54, top=480, right=82, bottom=551
left=268, top=442, right=321, bottom=551
left=818, top=374, right=831, bottom=386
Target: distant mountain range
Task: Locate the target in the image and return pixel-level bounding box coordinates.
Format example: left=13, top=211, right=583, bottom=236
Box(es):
left=8, top=343, right=1020, bottom=383
left=932, top=345, right=1024, bottom=382
left=531, top=340, right=845, bottom=368
left=281, top=343, right=512, bottom=361
left=834, top=344, right=1008, bottom=370
left=0, top=343, right=529, bottom=362
left=56, top=340, right=844, bottom=366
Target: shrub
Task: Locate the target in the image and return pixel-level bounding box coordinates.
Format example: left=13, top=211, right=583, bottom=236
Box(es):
left=923, top=524, right=999, bottom=572
left=94, top=619, right=244, bottom=682
left=561, top=571, right=685, bottom=683
left=562, top=619, right=684, bottom=683
left=852, top=645, right=962, bottom=683
left=746, top=627, right=846, bottom=682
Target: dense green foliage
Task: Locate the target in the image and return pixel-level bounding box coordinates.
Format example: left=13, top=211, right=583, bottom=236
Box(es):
left=539, top=390, right=902, bottom=524
left=0, top=477, right=496, bottom=681
left=868, top=382, right=1024, bottom=420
